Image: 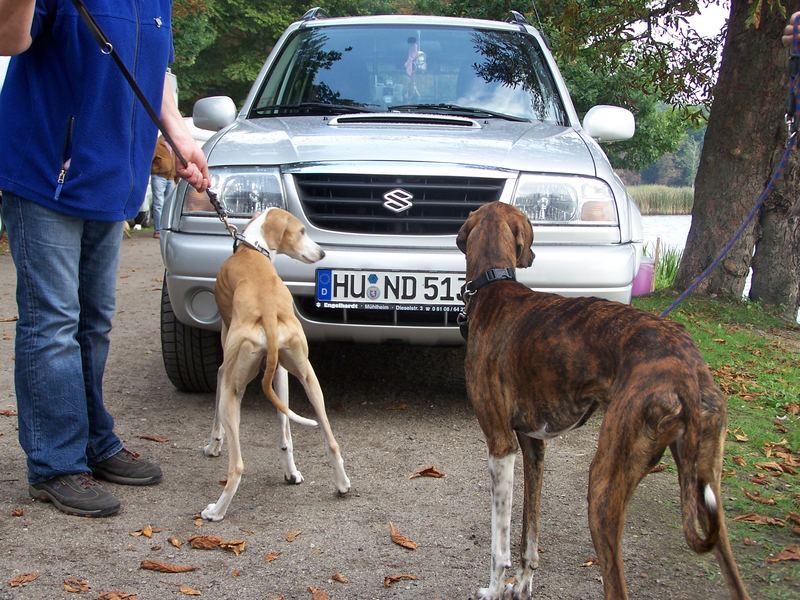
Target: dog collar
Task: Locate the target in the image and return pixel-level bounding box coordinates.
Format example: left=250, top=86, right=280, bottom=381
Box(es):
left=457, top=267, right=516, bottom=340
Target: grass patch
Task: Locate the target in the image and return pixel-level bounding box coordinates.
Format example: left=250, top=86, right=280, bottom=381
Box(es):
left=629, top=184, right=693, bottom=215
left=633, top=293, right=800, bottom=599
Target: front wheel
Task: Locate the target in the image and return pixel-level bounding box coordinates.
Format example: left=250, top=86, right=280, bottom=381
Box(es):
left=160, top=277, right=222, bottom=393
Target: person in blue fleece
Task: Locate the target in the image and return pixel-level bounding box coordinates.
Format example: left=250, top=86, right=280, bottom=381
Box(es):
left=0, top=0, right=209, bottom=517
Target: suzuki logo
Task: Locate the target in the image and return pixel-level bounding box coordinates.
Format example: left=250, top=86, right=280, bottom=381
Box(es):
left=383, top=188, right=414, bottom=213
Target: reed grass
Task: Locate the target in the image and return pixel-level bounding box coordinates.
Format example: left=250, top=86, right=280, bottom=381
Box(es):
left=643, top=241, right=683, bottom=290
left=629, top=185, right=693, bottom=215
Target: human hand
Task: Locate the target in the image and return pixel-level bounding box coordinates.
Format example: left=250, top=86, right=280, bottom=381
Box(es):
left=173, top=137, right=210, bottom=193
left=782, top=12, right=800, bottom=48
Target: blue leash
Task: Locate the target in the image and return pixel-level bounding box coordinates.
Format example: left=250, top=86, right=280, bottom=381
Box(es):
left=659, top=16, right=800, bottom=318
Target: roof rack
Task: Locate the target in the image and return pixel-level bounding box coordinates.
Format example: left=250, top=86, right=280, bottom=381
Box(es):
left=301, top=7, right=329, bottom=21
left=508, top=10, right=529, bottom=28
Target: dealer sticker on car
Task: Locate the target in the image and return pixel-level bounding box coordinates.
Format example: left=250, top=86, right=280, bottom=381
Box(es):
left=316, top=269, right=465, bottom=311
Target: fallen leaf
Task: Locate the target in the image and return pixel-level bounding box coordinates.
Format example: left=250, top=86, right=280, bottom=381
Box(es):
left=130, top=524, right=155, bottom=538
left=168, top=537, right=182, bottom=549
left=732, top=456, right=746, bottom=467
left=220, top=539, right=246, bottom=556
left=785, top=403, right=800, bottom=415
left=264, top=551, right=281, bottom=563
left=231, top=569, right=241, bottom=577
left=788, top=512, right=800, bottom=526
left=742, top=538, right=760, bottom=546
left=63, top=577, right=90, bottom=593
left=733, top=433, right=750, bottom=443
left=409, top=465, right=445, bottom=479
left=766, top=545, right=800, bottom=563
left=11, top=507, right=23, bottom=517
left=383, top=574, right=418, bottom=587
left=331, top=573, right=348, bottom=584
left=9, top=572, right=39, bottom=587
left=580, top=557, right=597, bottom=567
left=389, top=522, right=418, bottom=550
left=733, top=513, right=786, bottom=527
left=0, top=409, right=17, bottom=417
left=192, top=515, right=204, bottom=528
left=743, top=489, right=776, bottom=506
left=0, top=316, right=18, bottom=322
left=286, top=530, right=302, bottom=542
left=179, top=584, right=202, bottom=596
left=138, top=434, right=169, bottom=443
left=713, top=338, right=726, bottom=344
left=649, top=463, right=667, bottom=474
left=749, top=474, right=769, bottom=486
left=140, top=560, right=197, bottom=573
left=307, top=586, right=329, bottom=600
left=95, top=593, right=137, bottom=600
left=188, top=535, right=222, bottom=550
left=755, top=461, right=785, bottom=474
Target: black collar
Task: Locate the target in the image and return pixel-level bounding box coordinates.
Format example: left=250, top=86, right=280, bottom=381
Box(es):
left=457, top=267, right=516, bottom=340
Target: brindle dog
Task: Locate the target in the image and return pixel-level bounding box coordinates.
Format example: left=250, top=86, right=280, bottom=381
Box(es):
left=456, top=201, right=749, bottom=600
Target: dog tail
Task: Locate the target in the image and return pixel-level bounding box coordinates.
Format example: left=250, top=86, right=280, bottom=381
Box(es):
left=676, top=388, right=720, bottom=554
left=260, top=332, right=318, bottom=428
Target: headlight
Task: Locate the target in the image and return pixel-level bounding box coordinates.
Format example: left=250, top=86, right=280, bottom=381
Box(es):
left=511, top=175, right=618, bottom=225
left=182, top=166, right=286, bottom=215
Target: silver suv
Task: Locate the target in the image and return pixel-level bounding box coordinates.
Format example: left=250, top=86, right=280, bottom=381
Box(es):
left=160, top=9, right=643, bottom=392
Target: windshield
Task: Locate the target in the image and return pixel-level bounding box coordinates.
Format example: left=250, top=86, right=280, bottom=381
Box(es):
left=250, top=24, right=566, bottom=123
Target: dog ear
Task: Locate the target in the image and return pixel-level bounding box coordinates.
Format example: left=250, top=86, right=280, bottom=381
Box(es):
left=456, top=213, right=474, bottom=254
left=515, top=218, right=535, bottom=268
left=264, top=209, right=291, bottom=250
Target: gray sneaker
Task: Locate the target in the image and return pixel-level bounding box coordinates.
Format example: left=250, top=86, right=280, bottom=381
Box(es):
left=29, top=474, right=120, bottom=517
left=90, top=448, right=162, bottom=486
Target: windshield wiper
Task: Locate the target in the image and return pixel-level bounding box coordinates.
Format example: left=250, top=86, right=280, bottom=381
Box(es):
left=388, top=103, right=530, bottom=122
left=251, top=102, right=380, bottom=117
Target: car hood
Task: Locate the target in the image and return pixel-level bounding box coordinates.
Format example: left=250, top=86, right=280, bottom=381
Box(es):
left=206, top=114, right=598, bottom=176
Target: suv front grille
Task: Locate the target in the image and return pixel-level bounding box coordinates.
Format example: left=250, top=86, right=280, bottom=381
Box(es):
left=295, top=173, right=506, bottom=234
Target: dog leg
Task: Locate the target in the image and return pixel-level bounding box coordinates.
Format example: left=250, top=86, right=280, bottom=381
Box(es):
left=203, top=364, right=227, bottom=457
left=513, top=434, right=545, bottom=599
left=274, top=365, right=303, bottom=484
left=297, top=363, right=350, bottom=495
left=476, top=452, right=516, bottom=600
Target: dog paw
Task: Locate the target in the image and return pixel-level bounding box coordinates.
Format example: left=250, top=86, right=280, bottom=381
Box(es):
left=336, top=474, right=351, bottom=495
left=203, top=443, right=222, bottom=457
left=201, top=504, right=224, bottom=522
left=284, top=470, right=304, bottom=485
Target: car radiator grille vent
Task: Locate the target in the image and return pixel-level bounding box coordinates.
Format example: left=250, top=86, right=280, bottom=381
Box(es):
left=294, top=173, right=505, bottom=234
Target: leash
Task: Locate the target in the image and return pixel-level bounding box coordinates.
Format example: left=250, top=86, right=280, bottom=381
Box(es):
left=69, top=0, right=270, bottom=260
left=660, top=17, right=800, bottom=318
left=457, top=267, right=516, bottom=339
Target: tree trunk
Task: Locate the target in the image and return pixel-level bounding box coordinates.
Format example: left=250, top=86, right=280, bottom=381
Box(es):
left=749, top=141, right=800, bottom=320
left=674, top=0, right=800, bottom=305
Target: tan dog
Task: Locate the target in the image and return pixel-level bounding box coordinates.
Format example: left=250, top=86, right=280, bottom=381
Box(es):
left=201, top=208, right=350, bottom=521
left=456, top=202, right=749, bottom=600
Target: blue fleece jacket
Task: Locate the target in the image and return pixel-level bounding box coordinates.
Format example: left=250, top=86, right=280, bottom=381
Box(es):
left=0, top=0, right=173, bottom=221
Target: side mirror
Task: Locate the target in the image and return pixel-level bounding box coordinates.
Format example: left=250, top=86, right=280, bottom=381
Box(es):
left=192, top=96, right=237, bottom=132
left=582, top=105, right=635, bottom=142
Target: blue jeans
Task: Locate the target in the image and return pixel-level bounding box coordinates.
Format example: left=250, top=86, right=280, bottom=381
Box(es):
left=1, top=193, right=123, bottom=484
left=150, top=175, right=174, bottom=232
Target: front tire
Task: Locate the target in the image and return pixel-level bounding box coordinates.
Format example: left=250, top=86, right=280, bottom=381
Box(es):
left=160, top=278, right=222, bottom=393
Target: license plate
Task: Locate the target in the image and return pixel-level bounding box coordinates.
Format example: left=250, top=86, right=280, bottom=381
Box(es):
left=315, top=269, right=465, bottom=311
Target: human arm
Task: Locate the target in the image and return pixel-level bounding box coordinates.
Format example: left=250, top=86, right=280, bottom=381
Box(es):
left=0, top=0, right=36, bottom=55
left=159, top=75, right=210, bottom=192
left=782, top=12, right=800, bottom=48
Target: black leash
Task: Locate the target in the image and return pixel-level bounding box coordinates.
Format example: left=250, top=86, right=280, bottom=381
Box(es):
left=69, top=0, right=268, bottom=258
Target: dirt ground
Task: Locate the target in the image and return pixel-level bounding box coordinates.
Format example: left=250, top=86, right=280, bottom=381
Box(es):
left=0, top=232, right=766, bottom=599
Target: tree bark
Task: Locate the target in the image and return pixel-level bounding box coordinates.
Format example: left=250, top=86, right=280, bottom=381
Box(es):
left=674, top=0, right=800, bottom=307
left=749, top=140, right=800, bottom=320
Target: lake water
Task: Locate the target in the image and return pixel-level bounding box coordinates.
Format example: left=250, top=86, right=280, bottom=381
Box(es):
left=641, top=215, right=799, bottom=322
